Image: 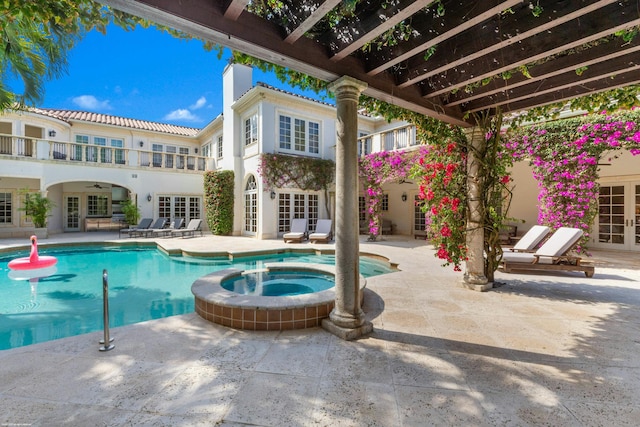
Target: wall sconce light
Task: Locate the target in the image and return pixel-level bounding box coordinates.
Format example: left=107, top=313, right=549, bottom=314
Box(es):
left=270, top=190, right=276, bottom=200
left=139, top=141, right=144, bottom=148
left=48, top=130, right=56, bottom=138
left=401, top=192, right=408, bottom=202
left=146, top=193, right=152, bottom=202
left=194, top=147, right=199, bottom=154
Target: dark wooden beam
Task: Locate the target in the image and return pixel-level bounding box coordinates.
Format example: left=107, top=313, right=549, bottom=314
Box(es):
left=423, top=1, right=640, bottom=97
left=442, top=38, right=640, bottom=108
left=399, top=0, right=619, bottom=90
left=498, top=69, right=640, bottom=114
left=467, top=52, right=640, bottom=112
left=223, top=0, right=249, bottom=20
left=329, top=0, right=430, bottom=61
left=284, top=0, right=342, bottom=44
left=364, top=0, right=521, bottom=76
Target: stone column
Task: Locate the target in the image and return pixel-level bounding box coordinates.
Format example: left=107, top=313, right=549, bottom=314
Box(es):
left=322, top=76, right=372, bottom=340
left=462, top=127, right=491, bottom=291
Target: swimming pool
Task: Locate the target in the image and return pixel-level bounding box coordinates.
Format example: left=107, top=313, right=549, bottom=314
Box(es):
left=0, top=246, right=393, bottom=350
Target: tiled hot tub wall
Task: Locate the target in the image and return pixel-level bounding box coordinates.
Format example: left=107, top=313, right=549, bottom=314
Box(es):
left=195, top=298, right=335, bottom=331
left=191, top=263, right=364, bottom=332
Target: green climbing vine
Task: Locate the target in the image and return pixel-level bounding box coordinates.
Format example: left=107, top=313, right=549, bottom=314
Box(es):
left=204, top=170, right=234, bottom=235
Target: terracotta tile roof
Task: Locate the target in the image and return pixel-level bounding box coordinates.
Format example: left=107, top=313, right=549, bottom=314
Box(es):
left=31, top=108, right=200, bottom=137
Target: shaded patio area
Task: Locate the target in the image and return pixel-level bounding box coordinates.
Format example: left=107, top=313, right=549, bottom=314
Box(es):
left=1, top=233, right=639, bottom=425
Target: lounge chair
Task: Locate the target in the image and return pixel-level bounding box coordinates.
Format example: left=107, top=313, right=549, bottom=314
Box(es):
left=501, top=227, right=594, bottom=277
left=138, top=217, right=169, bottom=237
left=309, top=219, right=332, bottom=243
left=150, top=217, right=184, bottom=238
left=283, top=218, right=307, bottom=243
left=171, top=219, right=203, bottom=238
left=508, top=225, right=551, bottom=252
left=119, top=218, right=153, bottom=238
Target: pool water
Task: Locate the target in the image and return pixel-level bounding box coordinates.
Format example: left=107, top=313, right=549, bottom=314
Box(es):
left=222, top=271, right=335, bottom=296
left=0, top=246, right=392, bottom=350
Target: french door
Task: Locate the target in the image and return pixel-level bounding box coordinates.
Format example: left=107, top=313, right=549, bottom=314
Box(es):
left=277, top=193, right=319, bottom=235
left=594, top=183, right=640, bottom=251
left=63, top=195, right=81, bottom=232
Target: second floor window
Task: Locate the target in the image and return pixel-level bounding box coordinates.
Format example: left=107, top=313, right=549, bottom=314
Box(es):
left=245, top=114, right=258, bottom=146
left=279, top=114, right=320, bottom=155
left=217, top=135, right=223, bottom=159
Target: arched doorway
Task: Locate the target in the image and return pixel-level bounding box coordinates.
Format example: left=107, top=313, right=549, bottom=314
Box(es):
left=244, top=175, right=258, bottom=235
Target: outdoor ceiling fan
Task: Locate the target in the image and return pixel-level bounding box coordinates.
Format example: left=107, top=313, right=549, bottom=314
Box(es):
left=86, top=182, right=110, bottom=189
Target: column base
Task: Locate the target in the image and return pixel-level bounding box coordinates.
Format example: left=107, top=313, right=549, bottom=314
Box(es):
left=460, top=278, right=493, bottom=292
left=322, top=318, right=373, bottom=340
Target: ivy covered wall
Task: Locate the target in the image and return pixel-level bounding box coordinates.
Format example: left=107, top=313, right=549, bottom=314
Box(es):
left=204, top=170, right=235, bottom=235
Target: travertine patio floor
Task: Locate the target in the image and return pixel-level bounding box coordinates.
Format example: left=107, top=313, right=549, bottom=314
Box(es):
left=1, top=233, right=639, bottom=426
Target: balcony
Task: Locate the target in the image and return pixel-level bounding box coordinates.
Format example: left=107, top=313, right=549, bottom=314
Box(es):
left=0, top=134, right=208, bottom=172
left=357, top=124, right=419, bottom=157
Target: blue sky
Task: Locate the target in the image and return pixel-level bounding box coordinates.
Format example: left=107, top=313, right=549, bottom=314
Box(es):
left=37, top=24, right=330, bottom=128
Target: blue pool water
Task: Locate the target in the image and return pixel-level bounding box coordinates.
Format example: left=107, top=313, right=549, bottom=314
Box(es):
left=222, top=271, right=335, bottom=296
left=0, top=246, right=392, bottom=350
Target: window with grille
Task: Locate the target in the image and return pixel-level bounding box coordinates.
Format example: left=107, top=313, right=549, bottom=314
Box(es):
left=217, top=135, right=223, bottom=159
left=381, top=194, right=389, bottom=211
left=157, top=195, right=201, bottom=223
left=245, top=114, right=258, bottom=146
left=414, top=195, right=426, bottom=231
left=358, top=196, right=366, bottom=222
left=152, top=144, right=163, bottom=167
left=244, top=175, right=258, bottom=233
left=278, top=114, right=320, bottom=155
left=309, top=122, right=319, bottom=154
left=174, top=196, right=187, bottom=219
left=278, top=193, right=291, bottom=233
left=0, top=192, right=12, bottom=224
left=278, top=192, right=319, bottom=233
left=87, top=194, right=109, bottom=217
left=279, top=115, right=291, bottom=150
left=188, top=197, right=201, bottom=222
left=294, top=118, right=305, bottom=151
left=158, top=196, right=171, bottom=219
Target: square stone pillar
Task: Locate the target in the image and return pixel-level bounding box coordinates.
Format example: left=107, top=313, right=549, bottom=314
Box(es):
left=322, top=76, right=372, bottom=340
left=462, top=127, right=491, bottom=291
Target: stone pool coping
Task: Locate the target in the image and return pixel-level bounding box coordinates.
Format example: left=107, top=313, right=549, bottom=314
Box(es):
left=191, top=262, right=366, bottom=331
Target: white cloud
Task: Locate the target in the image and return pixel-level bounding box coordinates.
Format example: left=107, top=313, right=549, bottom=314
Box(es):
left=72, top=95, right=111, bottom=111
left=163, top=109, right=200, bottom=122
left=189, top=96, right=207, bottom=110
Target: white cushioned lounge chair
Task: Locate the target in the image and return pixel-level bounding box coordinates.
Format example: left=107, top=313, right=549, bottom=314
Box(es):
left=508, top=225, right=551, bottom=252
left=309, top=219, right=332, bottom=243
left=151, top=217, right=184, bottom=238
left=501, top=227, right=594, bottom=277
left=171, top=219, right=203, bottom=238
left=283, top=218, right=307, bottom=243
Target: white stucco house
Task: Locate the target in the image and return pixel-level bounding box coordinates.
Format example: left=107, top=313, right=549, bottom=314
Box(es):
left=2, top=63, right=638, bottom=253
left=0, top=63, right=423, bottom=240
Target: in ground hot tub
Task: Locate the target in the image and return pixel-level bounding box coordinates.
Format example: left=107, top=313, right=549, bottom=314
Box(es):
left=191, top=263, right=366, bottom=331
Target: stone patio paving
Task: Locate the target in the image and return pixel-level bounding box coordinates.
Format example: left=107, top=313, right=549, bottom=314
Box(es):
left=1, top=233, right=639, bottom=426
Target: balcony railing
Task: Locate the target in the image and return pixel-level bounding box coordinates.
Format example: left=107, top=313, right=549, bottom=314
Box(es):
left=357, top=124, right=419, bottom=157
left=0, top=135, right=208, bottom=172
